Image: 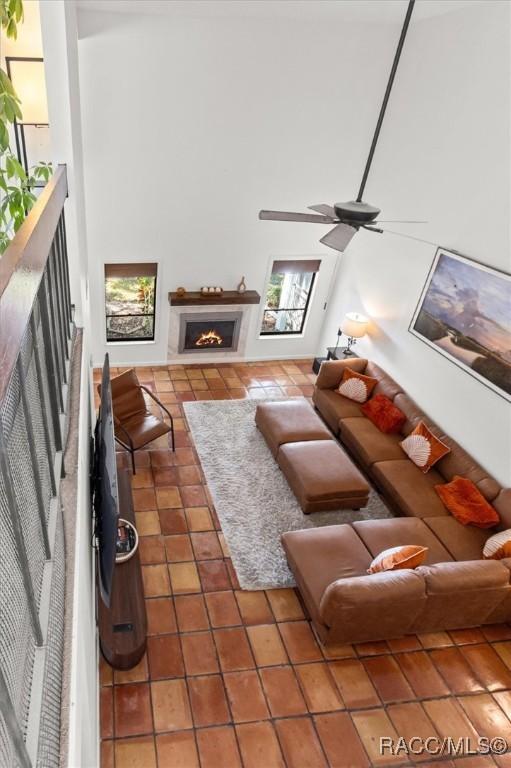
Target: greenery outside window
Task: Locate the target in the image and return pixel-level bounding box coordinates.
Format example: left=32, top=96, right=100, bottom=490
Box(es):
left=260, top=259, right=320, bottom=335
left=105, top=263, right=157, bottom=342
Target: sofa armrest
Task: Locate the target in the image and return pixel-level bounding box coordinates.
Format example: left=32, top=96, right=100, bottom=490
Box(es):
left=319, top=570, right=425, bottom=642
left=315, top=358, right=368, bottom=390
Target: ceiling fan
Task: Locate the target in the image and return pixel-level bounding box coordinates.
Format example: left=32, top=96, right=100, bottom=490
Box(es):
left=259, top=0, right=424, bottom=252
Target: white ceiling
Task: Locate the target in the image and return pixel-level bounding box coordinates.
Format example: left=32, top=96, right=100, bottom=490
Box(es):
left=75, top=0, right=486, bottom=25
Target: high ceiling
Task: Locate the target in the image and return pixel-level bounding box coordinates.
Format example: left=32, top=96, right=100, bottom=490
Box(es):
left=76, top=0, right=485, bottom=25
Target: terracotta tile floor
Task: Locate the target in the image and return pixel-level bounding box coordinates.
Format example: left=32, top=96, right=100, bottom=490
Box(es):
left=97, top=359, right=511, bottom=768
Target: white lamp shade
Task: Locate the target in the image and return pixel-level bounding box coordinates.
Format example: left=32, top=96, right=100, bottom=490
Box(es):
left=341, top=312, right=368, bottom=339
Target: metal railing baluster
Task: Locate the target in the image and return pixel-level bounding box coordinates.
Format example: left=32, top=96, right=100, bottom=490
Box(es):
left=38, top=277, right=64, bottom=441
left=30, top=312, right=57, bottom=496
left=45, top=249, right=66, bottom=387
left=16, top=356, right=51, bottom=559
left=60, top=211, right=72, bottom=328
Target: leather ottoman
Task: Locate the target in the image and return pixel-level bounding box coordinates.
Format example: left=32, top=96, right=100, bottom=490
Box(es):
left=278, top=439, right=370, bottom=513
left=255, top=399, right=331, bottom=457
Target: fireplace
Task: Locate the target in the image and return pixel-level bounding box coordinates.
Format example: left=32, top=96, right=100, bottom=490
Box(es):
left=178, top=312, right=243, bottom=354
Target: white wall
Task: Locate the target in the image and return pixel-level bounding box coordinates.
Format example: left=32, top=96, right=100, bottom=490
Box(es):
left=75, top=9, right=399, bottom=365
left=319, top=1, right=511, bottom=485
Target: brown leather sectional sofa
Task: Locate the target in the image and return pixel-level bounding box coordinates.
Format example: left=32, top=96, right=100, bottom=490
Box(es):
left=282, top=358, right=511, bottom=645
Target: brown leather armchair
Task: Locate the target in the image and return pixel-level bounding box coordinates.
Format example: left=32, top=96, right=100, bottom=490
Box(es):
left=99, top=368, right=174, bottom=473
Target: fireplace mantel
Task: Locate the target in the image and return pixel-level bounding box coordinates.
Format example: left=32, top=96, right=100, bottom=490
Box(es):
left=168, top=290, right=260, bottom=306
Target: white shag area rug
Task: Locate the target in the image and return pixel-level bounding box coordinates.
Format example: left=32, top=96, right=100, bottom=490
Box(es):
left=183, top=398, right=393, bottom=590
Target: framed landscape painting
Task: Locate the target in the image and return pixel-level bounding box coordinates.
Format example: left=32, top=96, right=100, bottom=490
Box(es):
left=410, top=248, right=511, bottom=402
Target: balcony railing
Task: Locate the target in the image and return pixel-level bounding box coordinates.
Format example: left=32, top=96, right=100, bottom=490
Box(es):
left=0, top=166, right=72, bottom=768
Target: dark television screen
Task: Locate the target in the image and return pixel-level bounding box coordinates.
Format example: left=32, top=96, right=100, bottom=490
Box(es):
left=93, top=353, right=119, bottom=607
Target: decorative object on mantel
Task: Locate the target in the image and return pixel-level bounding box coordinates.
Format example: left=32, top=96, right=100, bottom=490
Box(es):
left=176, top=286, right=186, bottom=297
left=201, top=286, right=223, bottom=296
left=237, top=276, right=247, bottom=294
left=331, top=312, right=369, bottom=357
left=169, top=290, right=261, bottom=307
left=410, top=247, right=511, bottom=402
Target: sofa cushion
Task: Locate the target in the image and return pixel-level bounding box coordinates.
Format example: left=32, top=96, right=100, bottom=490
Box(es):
left=494, top=489, right=511, bottom=530
left=340, top=418, right=404, bottom=465
left=361, top=394, right=406, bottom=434
left=400, top=421, right=451, bottom=473
left=277, top=440, right=370, bottom=513
left=413, top=560, right=511, bottom=632
left=412, top=560, right=511, bottom=631
left=392, top=392, right=427, bottom=435
left=435, top=476, right=500, bottom=528
left=418, top=559, right=509, bottom=592
left=353, top=517, right=453, bottom=565
left=367, top=545, right=428, bottom=574
left=372, top=459, right=449, bottom=518
left=282, top=525, right=371, bottom=629
left=255, top=399, right=331, bottom=457
left=423, top=516, right=490, bottom=561
left=315, top=358, right=368, bottom=390
left=337, top=367, right=378, bottom=403
left=435, top=434, right=501, bottom=501
left=392, top=393, right=444, bottom=438
left=364, top=361, right=403, bottom=401
left=483, top=530, right=511, bottom=560
left=312, top=388, right=362, bottom=433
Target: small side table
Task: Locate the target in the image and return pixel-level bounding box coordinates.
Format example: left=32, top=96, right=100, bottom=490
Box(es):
left=312, top=348, right=358, bottom=375
left=326, top=347, right=359, bottom=361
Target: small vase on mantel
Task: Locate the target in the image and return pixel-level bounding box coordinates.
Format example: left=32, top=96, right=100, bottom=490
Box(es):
left=237, top=276, right=247, bottom=294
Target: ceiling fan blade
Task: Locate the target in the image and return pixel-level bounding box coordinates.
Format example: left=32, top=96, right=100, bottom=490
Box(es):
left=259, top=210, right=335, bottom=224
left=373, top=220, right=427, bottom=224
left=308, top=204, right=337, bottom=218
left=362, top=226, right=384, bottom=233
left=320, top=223, right=357, bottom=252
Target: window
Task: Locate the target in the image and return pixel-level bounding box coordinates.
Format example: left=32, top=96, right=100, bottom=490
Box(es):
left=104, top=263, right=157, bottom=342
left=260, top=259, right=320, bottom=335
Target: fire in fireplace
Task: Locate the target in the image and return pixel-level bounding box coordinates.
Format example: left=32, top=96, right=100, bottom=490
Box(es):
left=185, top=321, right=235, bottom=350
left=178, top=312, right=243, bottom=353
left=196, top=330, right=224, bottom=347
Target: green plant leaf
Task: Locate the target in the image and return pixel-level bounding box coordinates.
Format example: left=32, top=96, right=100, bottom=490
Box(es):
left=0, top=120, right=8, bottom=151
left=14, top=0, right=23, bottom=23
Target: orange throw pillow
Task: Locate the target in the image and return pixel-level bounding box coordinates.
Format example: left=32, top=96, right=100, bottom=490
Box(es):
left=483, top=530, right=511, bottom=559
left=367, top=545, right=428, bottom=574
left=337, top=367, right=378, bottom=404
left=361, top=394, right=406, bottom=434
left=400, top=421, right=450, bottom=473
left=435, top=475, right=500, bottom=528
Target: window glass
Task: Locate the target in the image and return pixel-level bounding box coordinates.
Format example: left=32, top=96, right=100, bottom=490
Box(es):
left=260, top=267, right=316, bottom=335
left=104, top=266, right=157, bottom=341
